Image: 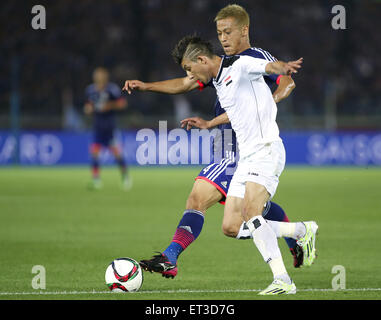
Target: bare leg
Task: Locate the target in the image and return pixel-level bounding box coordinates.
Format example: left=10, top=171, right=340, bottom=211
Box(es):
left=241, top=182, right=291, bottom=284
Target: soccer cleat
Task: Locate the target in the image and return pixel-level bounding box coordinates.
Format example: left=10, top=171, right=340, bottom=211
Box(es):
left=290, top=244, right=304, bottom=268
left=122, top=176, right=133, bottom=191
left=139, top=253, right=178, bottom=279
left=88, top=179, right=103, bottom=190
left=296, top=221, right=318, bottom=267
left=258, top=279, right=296, bottom=295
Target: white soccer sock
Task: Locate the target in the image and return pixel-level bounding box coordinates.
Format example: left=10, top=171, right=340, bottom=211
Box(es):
left=268, top=258, right=291, bottom=284
left=246, top=215, right=291, bottom=283
left=294, top=222, right=307, bottom=239
left=266, top=220, right=306, bottom=240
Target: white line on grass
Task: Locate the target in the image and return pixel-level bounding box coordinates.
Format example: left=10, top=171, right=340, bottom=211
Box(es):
left=1, top=288, right=381, bottom=296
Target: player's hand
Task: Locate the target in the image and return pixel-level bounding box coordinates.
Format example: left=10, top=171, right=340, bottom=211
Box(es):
left=285, top=58, right=303, bottom=75
left=84, top=103, right=94, bottom=115
left=122, top=80, right=147, bottom=94
left=180, top=117, right=210, bottom=130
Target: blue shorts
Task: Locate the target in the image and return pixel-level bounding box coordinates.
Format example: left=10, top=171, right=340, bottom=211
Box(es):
left=94, top=128, right=115, bottom=147
left=195, top=158, right=237, bottom=205
left=195, top=158, right=273, bottom=215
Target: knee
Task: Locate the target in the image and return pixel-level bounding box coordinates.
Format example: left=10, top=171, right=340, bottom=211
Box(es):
left=90, top=144, right=101, bottom=157
left=91, top=152, right=100, bottom=160
left=221, top=222, right=239, bottom=238
left=110, top=146, right=121, bottom=158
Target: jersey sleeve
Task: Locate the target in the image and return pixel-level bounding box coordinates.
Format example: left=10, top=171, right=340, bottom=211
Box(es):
left=196, top=80, right=213, bottom=91
left=244, top=48, right=283, bottom=86
left=196, top=80, right=205, bottom=91
left=241, top=56, right=269, bottom=80
left=265, top=74, right=283, bottom=85
left=108, top=83, right=123, bottom=100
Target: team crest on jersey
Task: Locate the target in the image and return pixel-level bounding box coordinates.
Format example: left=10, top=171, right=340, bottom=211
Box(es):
left=223, top=75, right=233, bottom=87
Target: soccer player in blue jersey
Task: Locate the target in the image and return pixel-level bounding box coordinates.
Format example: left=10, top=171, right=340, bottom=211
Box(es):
left=123, top=4, right=301, bottom=278
left=84, top=67, right=131, bottom=190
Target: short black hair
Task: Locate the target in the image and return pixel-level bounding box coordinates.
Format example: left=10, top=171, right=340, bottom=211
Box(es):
left=172, top=35, right=215, bottom=65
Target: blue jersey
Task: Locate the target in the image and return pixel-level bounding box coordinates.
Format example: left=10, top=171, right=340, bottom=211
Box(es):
left=199, top=47, right=282, bottom=159
left=85, top=82, right=123, bottom=131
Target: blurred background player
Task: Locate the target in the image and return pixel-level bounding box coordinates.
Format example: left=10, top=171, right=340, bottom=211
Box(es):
left=84, top=67, right=131, bottom=190
left=124, top=4, right=303, bottom=278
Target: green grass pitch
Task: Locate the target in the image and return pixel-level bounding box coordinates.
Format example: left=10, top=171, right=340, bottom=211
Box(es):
left=0, top=166, right=380, bottom=300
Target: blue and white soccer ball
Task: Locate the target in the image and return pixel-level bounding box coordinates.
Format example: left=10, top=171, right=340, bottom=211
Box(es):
left=105, top=257, right=143, bottom=292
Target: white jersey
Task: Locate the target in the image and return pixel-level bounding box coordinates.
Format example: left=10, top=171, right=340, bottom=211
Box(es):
left=212, top=55, right=281, bottom=159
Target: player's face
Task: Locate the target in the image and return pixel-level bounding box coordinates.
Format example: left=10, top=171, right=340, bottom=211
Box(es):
left=93, top=69, right=109, bottom=87
left=181, top=57, right=212, bottom=84
left=216, top=17, right=248, bottom=56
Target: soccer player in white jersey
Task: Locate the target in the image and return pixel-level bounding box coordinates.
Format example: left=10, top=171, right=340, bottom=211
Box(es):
left=175, top=35, right=318, bottom=295
left=125, top=5, right=306, bottom=279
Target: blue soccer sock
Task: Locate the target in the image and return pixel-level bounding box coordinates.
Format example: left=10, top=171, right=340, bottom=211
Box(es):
left=265, top=202, right=297, bottom=250
left=91, top=157, right=100, bottom=179
left=163, top=209, right=205, bottom=265
left=115, top=157, right=127, bottom=179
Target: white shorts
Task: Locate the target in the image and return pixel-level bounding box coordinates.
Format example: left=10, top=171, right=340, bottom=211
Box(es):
left=227, top=141, right=286, bottom=199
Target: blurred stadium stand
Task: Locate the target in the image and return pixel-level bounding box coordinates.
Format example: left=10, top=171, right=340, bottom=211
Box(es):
left=0, top=0, right=380, bottom=132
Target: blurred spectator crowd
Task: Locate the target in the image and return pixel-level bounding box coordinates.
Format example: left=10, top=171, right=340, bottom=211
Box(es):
left=0, top=0, right=380, bottom=129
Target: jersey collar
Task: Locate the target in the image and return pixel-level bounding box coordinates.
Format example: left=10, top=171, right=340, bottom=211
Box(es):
left=214, top=56, right=225, bottom=83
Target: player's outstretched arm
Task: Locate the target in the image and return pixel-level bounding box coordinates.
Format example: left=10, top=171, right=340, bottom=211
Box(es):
left=272, top=76, right=295, bottom=104
left=180, top=112, right=230, bottom=130
left=122, top=77, right=199, bottom=95
left=266, top=58, right=303, bottom=76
